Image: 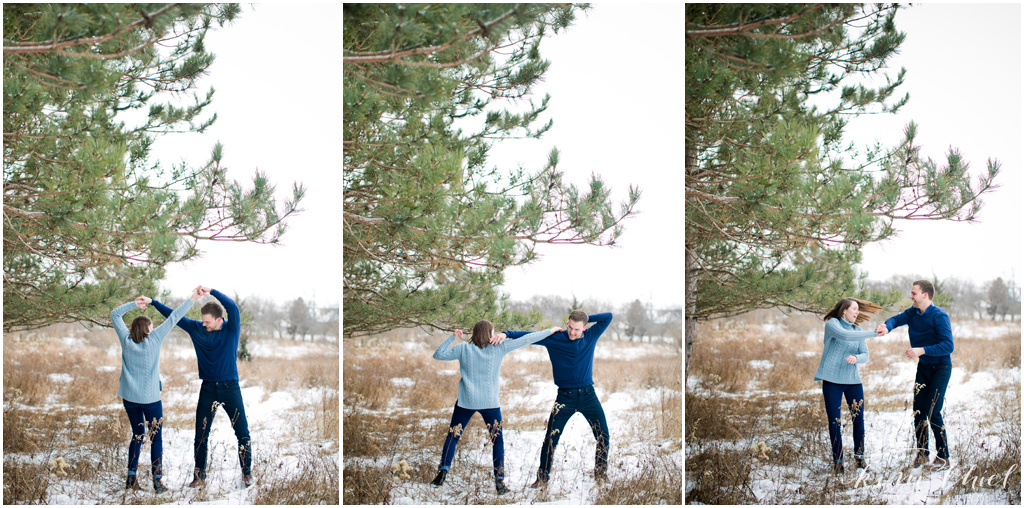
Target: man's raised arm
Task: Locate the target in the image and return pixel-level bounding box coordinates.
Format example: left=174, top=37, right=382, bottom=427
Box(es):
left=207, top=288, right=240, bottom=333
left=586, top=312, right=613, bottom=341
left=151, top=294, right=202, bottom=334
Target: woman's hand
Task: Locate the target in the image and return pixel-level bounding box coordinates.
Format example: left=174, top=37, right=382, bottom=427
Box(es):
left=489, top=332, right=507, bottom=345
left=454, top=329, right=463, bottom=339
left=550, top=327, right=564, bottom=334
left=135, top=296, right=152, bottom=309
left=845, top=355, right=857, bottom=364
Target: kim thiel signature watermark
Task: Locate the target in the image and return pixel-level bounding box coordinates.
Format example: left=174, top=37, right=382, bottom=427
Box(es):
left=842, top=463, right=1019, bottom=490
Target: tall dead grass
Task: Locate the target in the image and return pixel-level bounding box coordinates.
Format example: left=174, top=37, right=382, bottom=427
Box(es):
left=343, top=334, right=683, bottom=504
left=2, top=331, right=338, bottom=505
left=686, top=312, right=1022, bottom=504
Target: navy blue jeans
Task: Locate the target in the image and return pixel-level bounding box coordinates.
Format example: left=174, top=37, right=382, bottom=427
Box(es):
left=914, top=362, right=952, bottom=460
left=123, top=399, right=163, bottom=477
left=438, top=403, right=505, bottom=480
left=538, top=385, right=609, bottom=481
left=194, top=380, right=251, bottom=476
left=821, top=381, right=865, bottom=464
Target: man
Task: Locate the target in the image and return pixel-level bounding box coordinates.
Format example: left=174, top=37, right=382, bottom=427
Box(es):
left=498, top=310, right=613, bottom=487
left=149, top=285, right=253, bottom=488
left=875, top=280, right=954, bottom=471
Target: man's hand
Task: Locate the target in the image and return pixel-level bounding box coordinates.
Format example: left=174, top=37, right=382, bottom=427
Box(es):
left=845, top=355, right=857, bottom=365
left=195, top=285, right=212, bottom=297
left=489, top=332, right=507, bottom=345
left=190, top=288, right=202, bottom=302
left=875, top=323, right=887, bottom=336
left=454, top=329, right=463, bottom=339
left=135, top=296, right=152, bottom=309
left=905, top=347, right=925, bottom=359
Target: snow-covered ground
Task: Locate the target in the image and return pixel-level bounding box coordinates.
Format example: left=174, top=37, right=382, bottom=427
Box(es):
left=3, top=336, right=338, bottom=504
left=687, top=318, right=1021, bottom=505
left=743, top=365, right=1019, bottom=504
left=345, top=339, right=683, bottom=504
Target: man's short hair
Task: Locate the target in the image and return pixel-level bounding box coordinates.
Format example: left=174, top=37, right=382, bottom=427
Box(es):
left=201, top=302, right=224, bottom=320
left=913, top=279, right=935, bottom=300
left=567, top=309, right=588, bottom=323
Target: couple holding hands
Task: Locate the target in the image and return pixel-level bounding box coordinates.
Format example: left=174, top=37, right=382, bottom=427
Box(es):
left=430, top=310, right=614, bottom=495
left=111, top=285, right=252, bottom=493
left=814, top=280, right=955, bottom=474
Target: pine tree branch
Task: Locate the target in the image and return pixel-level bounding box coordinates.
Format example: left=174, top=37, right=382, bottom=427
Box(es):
left=343, top=6, right=520, bottom=64
left=686, top=4, right=826, bottom=37
left=2, top=4, right=180, bottom=54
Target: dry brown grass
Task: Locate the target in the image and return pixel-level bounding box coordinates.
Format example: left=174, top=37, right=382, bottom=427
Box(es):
left=343, top=334, right=682, bottom=504
left=595, top=349, right=681, bottom=394
left=686, top=312, right=1022, bottom=504
left=3, top=462, right=51, bottom=504
left=2, top=330, right=339, bottom=505
left=249, top=448, right=339, bottom=505
left=594, top=447, right=683, bottom=504
left=956, top=332, right=1021, bottom=374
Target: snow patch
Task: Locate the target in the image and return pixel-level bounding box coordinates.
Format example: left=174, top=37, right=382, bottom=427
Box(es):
left=48, top=373, right=73, bottom=383
left=61, top=337, right=85, bottom=347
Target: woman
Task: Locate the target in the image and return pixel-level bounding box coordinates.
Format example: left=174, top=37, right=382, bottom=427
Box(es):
left=430, top=320, right=562, bottom=495
left=112, top=290, right=199, bottom=493
left=813, top=297, right=882, bottom=474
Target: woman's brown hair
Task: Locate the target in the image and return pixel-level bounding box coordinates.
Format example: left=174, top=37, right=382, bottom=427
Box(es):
left=823, top=298, right=882, bottom=326
left=468, top=320, right=493, bottom=349
left=129, top=316, right=152, bottom=344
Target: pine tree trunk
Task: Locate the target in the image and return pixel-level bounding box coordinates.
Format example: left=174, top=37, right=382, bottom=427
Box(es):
left=685, top=245, right=697, bottom=379
left=685, top=145, right=697, bottom=379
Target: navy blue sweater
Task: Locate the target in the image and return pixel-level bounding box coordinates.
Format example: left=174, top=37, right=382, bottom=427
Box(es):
left=884, top=304, right=954, bottom=365
left=505, top=312, right=613, bottom=389
left=153, top=289, right=241, bottom=381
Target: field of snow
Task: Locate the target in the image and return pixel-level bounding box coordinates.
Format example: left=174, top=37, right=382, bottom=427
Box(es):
left=3, top=333, right=339, bottom=505
left=686, top=316, right=1021, bottom=505
left=343, top=336, right=683, bottom=504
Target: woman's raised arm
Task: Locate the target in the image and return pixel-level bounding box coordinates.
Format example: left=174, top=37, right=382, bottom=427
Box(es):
left=433, top=333, right=460, bottom=361
left=110, top=301, right=138, bottom=340
left=503, top=327, right=562, bottom=352
left=825, top=318, right=878, bottom=342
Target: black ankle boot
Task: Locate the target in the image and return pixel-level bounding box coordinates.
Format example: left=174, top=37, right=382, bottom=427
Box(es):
left=154, top=477, right=167, bottom=494
left=430, top=469, right=447, bottom=487
left=125, top=473, right=138, bottom=490
left=855, top=455, right=867, bottom=470
left=495, top=478, right=509, bottom=495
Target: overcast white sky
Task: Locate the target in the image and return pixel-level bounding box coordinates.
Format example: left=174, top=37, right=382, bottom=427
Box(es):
left=153, top=4, right=341, bottom=306
left=501, top=2, right=1022, bottom=312
left=491, top=3, right=686, bottom=310
left=845, top=3, right=1021, bottom=289
left=145, top=3, right=1019, bottom=313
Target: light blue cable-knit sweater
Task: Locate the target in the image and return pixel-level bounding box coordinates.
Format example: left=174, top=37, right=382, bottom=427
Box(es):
left=112, top=299, right=194, bottom=404
left=813, top=317, right=874, bottom=385
left=433, top=329, right=554, bottom=410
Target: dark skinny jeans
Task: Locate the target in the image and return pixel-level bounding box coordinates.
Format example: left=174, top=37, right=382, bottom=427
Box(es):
left=194, top=380, right=251, bottom=477
left=538, top=385, right=609, bottom=481
left=438, top=403, right=505, bottom=480
left=821, top=380, right=865, bottom=464
left=123, top=399, right=164, bottom=478
left=914, top=361, right=952, bottom=460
